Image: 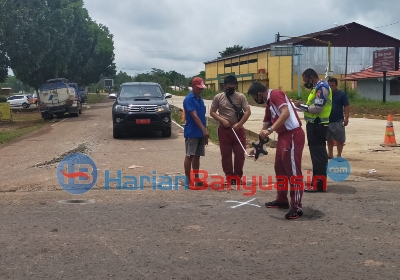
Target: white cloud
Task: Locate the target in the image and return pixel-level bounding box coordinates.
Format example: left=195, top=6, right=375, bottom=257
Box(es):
left=82, top=0, right=400, bottom=77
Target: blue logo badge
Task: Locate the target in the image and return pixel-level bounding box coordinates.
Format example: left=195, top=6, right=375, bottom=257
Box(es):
left=326, top=158, right=351, bottom=182
left=56, top=153, right=98, bottom=194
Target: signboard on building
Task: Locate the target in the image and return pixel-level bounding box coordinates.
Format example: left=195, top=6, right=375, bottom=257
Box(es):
left=372, top=48, right=399, bottom=72
left=104, top=79, right=114, bottom=87
left=0, top=102, right=12, bottom=121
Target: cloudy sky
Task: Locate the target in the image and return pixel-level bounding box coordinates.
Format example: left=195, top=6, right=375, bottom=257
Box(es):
left=83, top=0, right=400, bottom=78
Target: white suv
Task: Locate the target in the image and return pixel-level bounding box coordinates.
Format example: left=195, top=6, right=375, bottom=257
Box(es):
left=7, top=95, right=31, bottom=108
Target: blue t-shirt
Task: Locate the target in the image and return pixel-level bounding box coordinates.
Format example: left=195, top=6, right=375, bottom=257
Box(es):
left=183, top=92, right=206, bottom=138
left=329, top=89, right=349, bottom=122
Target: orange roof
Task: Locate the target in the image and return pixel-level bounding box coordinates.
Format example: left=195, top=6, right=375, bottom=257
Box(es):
left=343, top=62, right=400, bottom=81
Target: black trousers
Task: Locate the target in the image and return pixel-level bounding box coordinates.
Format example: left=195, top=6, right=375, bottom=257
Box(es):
left=306, top=122, right=328, bottom=190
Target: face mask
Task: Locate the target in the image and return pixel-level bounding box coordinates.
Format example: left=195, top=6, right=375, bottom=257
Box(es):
left=253, top=93, right=265, bottom=104
left=225, top=87, right=236, bottom=95
left=304, top=78, right=314, bottom=89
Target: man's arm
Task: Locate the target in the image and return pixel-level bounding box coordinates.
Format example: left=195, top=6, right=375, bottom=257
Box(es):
left=261, top=106, right=271, bottom=130
left=343, top=105, right=350, bottom=126
left=233, top=106, right=251, bottom=129
left=237, top=95, right=251, bottom=126
left=343, top=92, right=350, bottom=126
left=296, top=87, right=329, bottom=114
left=210, top=106, right=231, bottom=128
left=270, top=105, right=290, bottom=131
left=189, top=110, right=207, bottom=132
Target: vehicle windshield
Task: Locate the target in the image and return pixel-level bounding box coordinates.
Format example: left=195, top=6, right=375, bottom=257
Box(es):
left=119, top=85, right=163, bottom=98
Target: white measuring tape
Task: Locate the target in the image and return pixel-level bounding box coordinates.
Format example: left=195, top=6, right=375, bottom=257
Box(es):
left=231, top=127, right=255, bottom=157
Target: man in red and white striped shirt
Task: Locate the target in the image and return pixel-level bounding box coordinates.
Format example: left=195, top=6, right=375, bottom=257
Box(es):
left=248, top=82, right=305, bottom=219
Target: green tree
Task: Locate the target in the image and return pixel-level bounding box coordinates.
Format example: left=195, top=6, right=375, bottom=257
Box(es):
left=218, top=45, right=248, bottom=58
left=1, top=0, right=116, bottom=90
left=0, top=0, right=10, bottom=82
left=2, top=0, right=85, bottom=89
left=113, top=71, right=133, bottom=88
left=77, top=21, right=116, bottom=86
left=0, top=75, right=33, bottom=93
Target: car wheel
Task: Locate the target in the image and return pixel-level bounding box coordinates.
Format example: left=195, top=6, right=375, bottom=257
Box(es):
left=162, top=127, right=172, bottom=137
left=41, top=112, right=53, bottom=120
left=22, top=103, right=30, bottom=108
left=113, top=127, right=122, bottom=139
left=79, top=103, right=82, bottom=114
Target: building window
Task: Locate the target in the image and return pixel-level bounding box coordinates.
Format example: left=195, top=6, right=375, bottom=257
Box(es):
left=390, top=78, right=400, bottom=95
left=224, top=58, right=258, bottom=68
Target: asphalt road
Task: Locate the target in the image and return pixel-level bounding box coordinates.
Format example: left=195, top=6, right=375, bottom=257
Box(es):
left=0, top=98, right=399, bottom=279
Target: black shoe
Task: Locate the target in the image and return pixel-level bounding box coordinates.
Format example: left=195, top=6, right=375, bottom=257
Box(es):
left=265, top=200, right=290, bottom=209
left=285, top=209, right=303, bottom=219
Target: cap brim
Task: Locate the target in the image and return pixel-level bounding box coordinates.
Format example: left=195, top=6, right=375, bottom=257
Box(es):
left=195, top=84, right=207, bottom=89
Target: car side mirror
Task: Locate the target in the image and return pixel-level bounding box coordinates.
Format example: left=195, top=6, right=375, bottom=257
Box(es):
left=108, top=93, right=117, bottom=99
left=165, top=93, right=172, bottom=99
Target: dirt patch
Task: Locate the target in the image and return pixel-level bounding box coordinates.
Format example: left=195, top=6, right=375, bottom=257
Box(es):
left=33, top=143, right=90, bottom=167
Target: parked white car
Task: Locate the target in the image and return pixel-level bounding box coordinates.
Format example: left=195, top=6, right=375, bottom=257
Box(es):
left=7, top=95, right=31, bottom=108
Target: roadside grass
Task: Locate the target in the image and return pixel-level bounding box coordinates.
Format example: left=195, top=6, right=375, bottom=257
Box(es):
left=86, top=94, right=106, bottom=104
left=0, top=111, right=44, bottom=144
left=0, top=123, right=44, bottom=144
left=0, top=94, right=105, bottom=145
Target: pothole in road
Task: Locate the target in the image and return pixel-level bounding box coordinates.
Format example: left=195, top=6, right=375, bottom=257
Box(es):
left=33, top=143, right=90, bottom=167
left=58, top=199, right=95, bottom=204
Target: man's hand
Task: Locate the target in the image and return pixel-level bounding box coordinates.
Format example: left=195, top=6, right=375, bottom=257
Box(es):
left=220, top=118, right=231, bottom=128
left=203, top=128, right=210, bottom=145
left=260, top=129, right=271, bottom=140
left=249, top=149, right=257, bottom=161
left=232, top=122, right=242, bottom=131
left=294, top=100, right=303, bottom=108
left=343, top=119, right=349, bottom=126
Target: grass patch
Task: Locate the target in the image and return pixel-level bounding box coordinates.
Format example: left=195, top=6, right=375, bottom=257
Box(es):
left=170, top=106, right=185, bottom=126
left=11, top=112, right=42, bottom=122
left=206, top=119, right=219, bottom=144
left=0, top=111, right=44, bottom=144
left=0, top=122, right=44, bottom=144
left=86, top=94, right=106, bottom=104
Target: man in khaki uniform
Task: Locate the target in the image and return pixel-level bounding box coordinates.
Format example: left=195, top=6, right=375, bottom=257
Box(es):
left=210, top=75, right=251, bottom=186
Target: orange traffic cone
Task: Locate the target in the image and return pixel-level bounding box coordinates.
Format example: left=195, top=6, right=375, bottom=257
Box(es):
left=382, top=114, right=398, bottom=147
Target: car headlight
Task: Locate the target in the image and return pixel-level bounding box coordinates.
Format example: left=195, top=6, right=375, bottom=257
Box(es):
left=115, top=105, right=128, bottom=112
left=158, top=104, right=170, bottom=112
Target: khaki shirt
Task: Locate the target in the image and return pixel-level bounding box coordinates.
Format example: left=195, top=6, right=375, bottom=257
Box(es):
left=211, top=91, right=249, bottom=126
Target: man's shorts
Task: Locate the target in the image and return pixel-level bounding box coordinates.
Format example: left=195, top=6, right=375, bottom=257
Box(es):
left=185, top=138, right=205, bottom=156
left=326, top=121, right=346, bottom=143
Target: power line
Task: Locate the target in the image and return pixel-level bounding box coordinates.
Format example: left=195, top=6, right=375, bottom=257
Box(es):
left=375, top=21, right=400, bottom=29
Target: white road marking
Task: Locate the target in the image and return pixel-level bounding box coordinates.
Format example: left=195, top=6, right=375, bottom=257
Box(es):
left=225, top=198, right=261, bottom=209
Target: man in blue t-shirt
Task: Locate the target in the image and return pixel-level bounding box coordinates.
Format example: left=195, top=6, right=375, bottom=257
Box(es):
left=183, top=77, right=209, bottom=188
left=327, top=77, right=350, bottom=160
